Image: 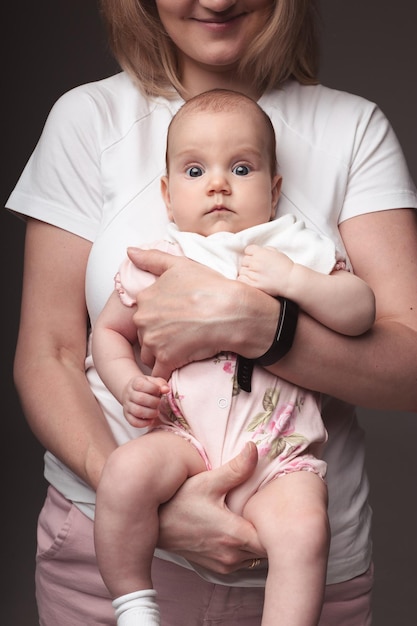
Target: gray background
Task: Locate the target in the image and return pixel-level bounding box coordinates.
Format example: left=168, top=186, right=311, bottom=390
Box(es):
left=2, top=1, right=416, bottom=623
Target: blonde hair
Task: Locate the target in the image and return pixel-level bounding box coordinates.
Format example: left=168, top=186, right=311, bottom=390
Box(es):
left=99, top=0, right=320, bottom=98
left=166, top=89, right=278, bottom=176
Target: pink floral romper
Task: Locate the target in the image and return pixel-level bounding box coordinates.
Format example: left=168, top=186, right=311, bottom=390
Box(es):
left=115, top=238, right=327, bottom=516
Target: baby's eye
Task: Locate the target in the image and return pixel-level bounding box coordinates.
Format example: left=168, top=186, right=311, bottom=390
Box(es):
left=186, top=166, right=204, bottom=177
left=233, top=164, right=251, bottom=176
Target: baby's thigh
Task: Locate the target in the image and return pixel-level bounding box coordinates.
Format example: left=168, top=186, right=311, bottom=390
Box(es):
left=100, top=430, right=206, bottom=503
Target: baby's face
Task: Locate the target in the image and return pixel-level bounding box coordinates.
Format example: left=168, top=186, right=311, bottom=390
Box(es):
left=161, top=109, right=281, bottom=237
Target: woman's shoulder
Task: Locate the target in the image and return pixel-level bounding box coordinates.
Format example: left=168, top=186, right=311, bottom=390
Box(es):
left=261, top=80, right=382, bottom=135
left=260, top=80, right=388, bottom=154
left=45, top=72, right=181, bottom=144
left=262, top=80, right=377, bottom=116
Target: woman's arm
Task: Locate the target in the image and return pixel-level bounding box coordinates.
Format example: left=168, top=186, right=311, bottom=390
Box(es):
left=14, top=219, right=117, bottom=490
left=129, top=208, right=417, bottom=411
left=277, top=208, right=417, bottom=409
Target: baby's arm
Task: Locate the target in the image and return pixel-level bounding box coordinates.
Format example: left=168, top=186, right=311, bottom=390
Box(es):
left=92, top=290, right=169, bottom=427
left=238, top=244, right=375, bottom=336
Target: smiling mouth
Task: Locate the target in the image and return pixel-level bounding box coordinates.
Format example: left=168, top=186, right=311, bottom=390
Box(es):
left=193, top=12, right=246, bottom=26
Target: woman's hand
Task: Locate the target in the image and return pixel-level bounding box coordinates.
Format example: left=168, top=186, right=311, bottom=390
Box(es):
left=157, top=442, right=267, bottom=573
left=127, top=247, right=279, bottom=379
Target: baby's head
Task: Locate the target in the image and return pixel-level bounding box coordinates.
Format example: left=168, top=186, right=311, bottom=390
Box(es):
left=161, top=89, right=281, bottom=236
left=166, top=89, right=278, bottom=176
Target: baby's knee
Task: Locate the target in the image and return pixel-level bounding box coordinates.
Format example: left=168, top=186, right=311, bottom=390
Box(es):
left=286, top=505, right=330, bottom=557
left=99, top=443, right=144, bottom=498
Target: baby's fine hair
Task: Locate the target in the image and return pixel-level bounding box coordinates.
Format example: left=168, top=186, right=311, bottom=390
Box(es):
left=165, top=89, right=278, bottom=176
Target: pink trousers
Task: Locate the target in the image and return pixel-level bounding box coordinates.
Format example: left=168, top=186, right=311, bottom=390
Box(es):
left=36, top=487, right=373, bottom=625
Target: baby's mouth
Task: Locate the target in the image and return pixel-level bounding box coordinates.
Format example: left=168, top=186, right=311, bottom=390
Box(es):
left=208, top=205, right=232, bottom=213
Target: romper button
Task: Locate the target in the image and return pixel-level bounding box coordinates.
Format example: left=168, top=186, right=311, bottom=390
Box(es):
left=218, top=397, right=228, bottom=408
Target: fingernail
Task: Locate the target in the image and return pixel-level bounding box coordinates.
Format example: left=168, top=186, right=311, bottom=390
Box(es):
left=242, top=442, right=251, bottom=458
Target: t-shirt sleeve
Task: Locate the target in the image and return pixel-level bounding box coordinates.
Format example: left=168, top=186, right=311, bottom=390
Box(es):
left=6, top=85, right=104, bottom=241
left=340, top=101, right=417, bottom=222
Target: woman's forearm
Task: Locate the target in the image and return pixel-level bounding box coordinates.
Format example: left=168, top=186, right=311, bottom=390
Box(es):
left=245, top=209, right=417, bottom=411
left=268, top=311, right=417, bottom=411
left=14, top=350, right=117, bottom=490
left=14, top=220, right=117, bottom=491
left=229, top=281, right=417, bottom=410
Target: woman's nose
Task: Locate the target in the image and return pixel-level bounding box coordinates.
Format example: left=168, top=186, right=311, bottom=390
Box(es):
left=198, top=0, right=237, bottom=13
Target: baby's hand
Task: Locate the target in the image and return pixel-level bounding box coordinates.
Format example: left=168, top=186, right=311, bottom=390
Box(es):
left=237, top=244, right=294, bottom=296
left=122, top=375, right=170, bottom=428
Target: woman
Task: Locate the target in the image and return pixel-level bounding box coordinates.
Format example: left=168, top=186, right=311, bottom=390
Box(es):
left=7, top=1, right=417, bottom=625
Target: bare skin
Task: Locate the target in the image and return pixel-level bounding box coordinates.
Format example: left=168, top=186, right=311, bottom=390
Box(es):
left=14, top=220, right=117, bottom=489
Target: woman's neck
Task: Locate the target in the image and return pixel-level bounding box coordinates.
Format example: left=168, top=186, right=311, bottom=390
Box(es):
left=179, top=58, right=262, bottom=101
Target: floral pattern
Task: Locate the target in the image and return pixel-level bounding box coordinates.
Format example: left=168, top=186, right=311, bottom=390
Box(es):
left=246, top=387, right=308, bottom=460
left=162, top=352, right=310, bottom=467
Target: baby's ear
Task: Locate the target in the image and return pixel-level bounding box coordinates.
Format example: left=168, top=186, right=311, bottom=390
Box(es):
left=160, top=176, right=173, bottom=220
left=271, top=174, right=282, bottom=217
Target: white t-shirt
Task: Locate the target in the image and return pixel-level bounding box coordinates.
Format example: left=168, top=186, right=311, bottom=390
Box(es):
left=7, top=71, right=417, bottom=586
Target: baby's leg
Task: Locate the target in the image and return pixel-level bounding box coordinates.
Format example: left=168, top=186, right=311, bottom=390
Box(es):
left=94, top=430, right=206, bottom=599
left=243, top=471, right=329, bottom=626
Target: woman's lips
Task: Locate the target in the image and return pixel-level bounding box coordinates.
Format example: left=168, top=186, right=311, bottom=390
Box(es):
left=191, top=13, right=246, bottom=31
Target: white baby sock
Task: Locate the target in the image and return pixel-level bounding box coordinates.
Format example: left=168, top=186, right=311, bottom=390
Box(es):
left=112, top=589, right=161, bottom=626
